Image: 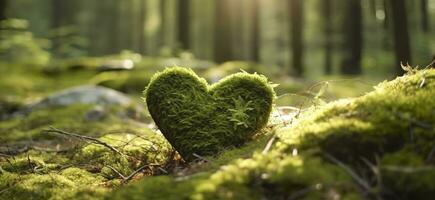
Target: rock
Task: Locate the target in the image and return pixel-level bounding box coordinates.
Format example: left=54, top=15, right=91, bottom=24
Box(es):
left=19, top=85, right=133, bottom=114
left=84, top=105, right=106, bottom=121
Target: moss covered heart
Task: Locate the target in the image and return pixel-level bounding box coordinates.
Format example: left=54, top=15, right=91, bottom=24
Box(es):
left=145, top=67, right=275, bottom=161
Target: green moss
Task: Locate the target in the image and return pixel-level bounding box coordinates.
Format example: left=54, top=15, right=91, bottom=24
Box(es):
left=109, top=174, right=208, bottom=200
left=276, top=69, right=435, bottom=165
left=0, top=104, right=153, bottom=142
left=75, top=131, right=171, bottom=178
left=0, top=168, right=107, bottom=200
left=145, top=67, right=275, bottom=161
left=378, top=151, right=435, bottom=200
left=190, top=152, right=360, bottom=200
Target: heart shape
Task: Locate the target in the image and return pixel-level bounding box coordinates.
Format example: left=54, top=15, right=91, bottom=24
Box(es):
left=145, top=67, right=275, bottom=161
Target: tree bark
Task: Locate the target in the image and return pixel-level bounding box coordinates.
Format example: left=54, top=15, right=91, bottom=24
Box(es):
left=0, top=0, right=7, bottom=21
left=323, top=0, right=333, bottom=74
left=250, top=0, right=260, bottom=62
left=340, top=0, right=363, bottom=75
left=51, top=0, right=70, bottom=57
left=289, top=0, right=304, bottom=77
left=388, top=0, right=412, bottom=75
left=421, top=0, right=429, bottom=33
left=214, top=0, right=233, bottom=63
left=178, top=0, right=190, bottom=50
left=138, top=0, right=146, bottom=54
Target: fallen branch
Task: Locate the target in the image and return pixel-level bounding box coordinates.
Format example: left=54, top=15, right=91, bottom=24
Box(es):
left=262, top=134, right=277, bottom=154
left=107, top=163, right=161, bottom=183
left=323, top=152, right=383, bottom=200
left=0, top=152, right=12, bottom=158
left=192, top=153, right=209, bottom=162
left=44, top=126, right=125, bottom=157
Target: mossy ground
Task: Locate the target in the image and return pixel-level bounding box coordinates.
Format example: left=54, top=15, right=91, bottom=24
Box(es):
left=110, top=69, right=435, bottom=200
left=1, top=58, right=433, bottom=200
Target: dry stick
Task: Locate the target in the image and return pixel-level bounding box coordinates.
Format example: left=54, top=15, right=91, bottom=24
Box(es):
left=323, top=153, right=383, bottom=200
left=106, top=165, right=127, bottom=180
left=0, top=152, right=11, bottom=158
left=107, top=163, right=161, bottom=183
left=192, top=153, right=209, bottom=162
left=262, top=134, right=277, bottom=154
left=45, top=126, right=125, bottom=157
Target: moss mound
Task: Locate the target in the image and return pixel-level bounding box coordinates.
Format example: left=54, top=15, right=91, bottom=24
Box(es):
left=110, top=69, right=435, bottom=199
left=277, top=68, right=435, bottom=165
left=145, top=67, right=275, bottom=161
left=0, top=168, right=107, bottom=200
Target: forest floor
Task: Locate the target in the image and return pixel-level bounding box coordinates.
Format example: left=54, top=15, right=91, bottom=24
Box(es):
left=0, top=56, right=434, bottom=200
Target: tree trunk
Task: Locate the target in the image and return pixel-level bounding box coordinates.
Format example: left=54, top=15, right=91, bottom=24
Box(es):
left=138, top=0, right=146, bottom=54
left=388, top=0, right=412, bottom=75
left=340, top=0, right=362, bottom=75
left=323, top=0, right=333, bottom=74
left=369, top=0, right=377, bottom=19
left=289, top=0, right=304, bottom=76
left=51, top=0, right=69, bottom=57
left=178, top=0, right=190, bottom=50
left=421, top=0, right=429, bottom=33
left=214, top=0, right=233, bottom=63
left=0, top=0, right=7, bottom=21
left=250, top=0, right=260, bottom=62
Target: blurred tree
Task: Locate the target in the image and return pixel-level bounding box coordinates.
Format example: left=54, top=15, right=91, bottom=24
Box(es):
left=110, top=0, right=121, bottom=53
left=369, top=0, right=377, bottom=19
left=178, top=0, right=190, bottom=50
left=51, top=0, right=72, bottom=56
left=341, top=0, right=362, bottom=75
left=289, top=0, right=304, bottom=76
left=421, top=0, right=429, bottom=33
left=138, top=0, right=146, bottom=54
left=214, top=0, right=233, bottom=63
left=250, top=0, right=260, bottom=62
left=0, top=0, right=6, bottom=20
left=387, top=0, right=412, bottom=75
left=323, top=0, right=333, bottom=74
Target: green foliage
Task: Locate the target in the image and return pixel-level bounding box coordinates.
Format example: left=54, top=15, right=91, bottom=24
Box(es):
left=276, top=69, right=435, bottom=165
left=0, top=19, right=51, bottom=66
left=0, top=168, right=107, bottom=200
left=145, top=67, right=275, bottom=161
left=380, top=151, right=435, bottom=200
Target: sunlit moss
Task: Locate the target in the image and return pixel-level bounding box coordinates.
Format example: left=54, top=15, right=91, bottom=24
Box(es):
left=0, top=168, right=107, bottom=200
left=276, top=69, right=435, bottom=164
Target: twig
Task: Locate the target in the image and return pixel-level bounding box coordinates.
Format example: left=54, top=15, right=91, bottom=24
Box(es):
left=393, top=112, right=432, bottom=130
left=192, top=153, right=209, bottom=162
left=124, top=164, right=152, bottom=182
left=426, top=146, right=435, bottom=163
left=27, top=154, right=35, bottom=173
left=107, top=164, right=160, bottom=183
left=45, top=126, right=125, bottom=157
left=106, top=165, right=127, bottom=180
left=0, top=185, right=14, bottom=195
left=287, top=185, right=314, bottom=200
left=323, top=153, right=382, bottom=200
left=262, top=134, right=277, bottom=154
left=0, top=152, right=11, bottom=158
